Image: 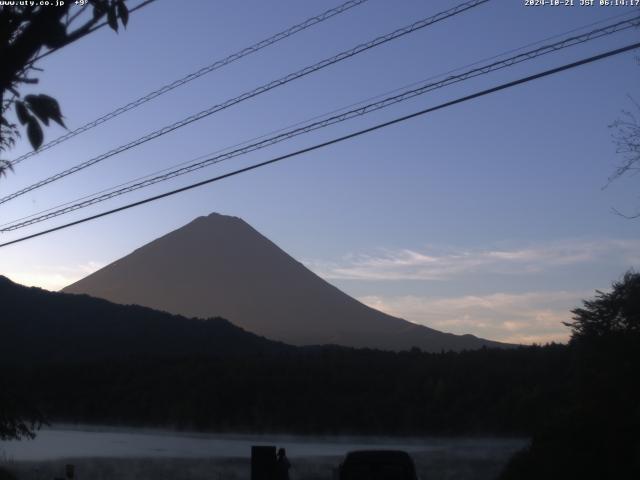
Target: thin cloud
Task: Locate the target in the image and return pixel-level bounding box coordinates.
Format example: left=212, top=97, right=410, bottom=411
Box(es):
left=306, top=239, right=640, bottom=281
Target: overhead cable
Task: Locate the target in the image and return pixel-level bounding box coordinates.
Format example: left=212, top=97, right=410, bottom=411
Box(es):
left=10, top=0, right=369, bottom=166
left=0, top=0, right=490, bottom=205
left=1, top=40, right=638, bottom=248
left=3, top=15, right=637, bottom=232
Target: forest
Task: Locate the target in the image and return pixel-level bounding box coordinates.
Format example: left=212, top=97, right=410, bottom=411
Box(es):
left=3, top=344, right=568, bottom=436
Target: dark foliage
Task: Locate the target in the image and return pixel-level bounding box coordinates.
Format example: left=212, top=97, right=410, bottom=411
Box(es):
left=3, top=345, right=571, bottom=437
left=499, top=271, right=640, bottom=479
left=0, top=378, right=46, bottom=441
left=0, top=275, right=290, bottom=366
left=565, top=270, right=640, bottom=338
left=0, top=0, right=130, bottom=159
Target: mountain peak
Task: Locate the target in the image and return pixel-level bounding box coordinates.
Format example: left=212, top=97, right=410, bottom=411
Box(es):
left=207, top=212, right=240, bottom=220
left=204, top=212, right=242, bottom=221
left=188, top=212, right=244, bottom=224
left=184, top=212, right=252, bottom=231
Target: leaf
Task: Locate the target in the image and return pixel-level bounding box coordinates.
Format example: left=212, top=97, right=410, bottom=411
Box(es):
left=25, top=95, right=50, bottom=126
left=25, top=94, right=66, bottom=129
left=0, top=160, right=14, bottom=178
left=92, top=0, right=107, bottom=18
left=26, top=118, right=44, bottom=150
left=117, top=0, right=129, bottom=27
left=0, top=161, right=14, bottom=179
left=43, top=20, right=67, bottom=49
left=15, top=101, right=30, bottom=125
left=107, top=6, right=119, bottom=32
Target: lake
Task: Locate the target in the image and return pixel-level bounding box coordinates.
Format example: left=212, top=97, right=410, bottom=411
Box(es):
left=0, top=424, right=525, bottom=461
left=0, top=425, right=527, bottom=480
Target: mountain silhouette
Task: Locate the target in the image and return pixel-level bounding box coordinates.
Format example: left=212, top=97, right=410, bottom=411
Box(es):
left=64, top=213, right=508, bottom=352
left=0, top=274, right=288, bottom=365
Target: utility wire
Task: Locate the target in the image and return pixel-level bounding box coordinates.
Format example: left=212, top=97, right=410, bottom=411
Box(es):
left=3, top=15, right=636, bottom=230
left=0, top=0, right=490, bottom=205
left=1, top=40, right=638, bottom=249
left=2, top=15, right=638, bottom=232
left=2, top=9, right=637, bottom=230
left=8, top=5, right=632, bottom=231
left=10, top=0, right=368, bottom=166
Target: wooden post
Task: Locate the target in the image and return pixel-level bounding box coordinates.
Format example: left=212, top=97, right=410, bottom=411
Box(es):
left=251, top=445, right=276, bottom=480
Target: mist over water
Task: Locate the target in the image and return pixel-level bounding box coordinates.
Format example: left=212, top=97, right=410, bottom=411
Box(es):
left=0, top=424, right=526, bottom=461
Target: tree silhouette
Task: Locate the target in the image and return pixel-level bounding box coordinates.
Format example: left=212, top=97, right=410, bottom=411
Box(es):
left=566, top=270, right=640, bottom=339
left=0, top=0, right=131, bottom=176
left=607, top=70, right=640, bottom=218
left=500, top=271, right=640, bottom=480
left=0, top=373, right=46, bottom=441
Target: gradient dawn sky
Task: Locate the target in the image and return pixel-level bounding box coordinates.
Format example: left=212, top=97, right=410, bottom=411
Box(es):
left=1, top=0, right=638, bottom=344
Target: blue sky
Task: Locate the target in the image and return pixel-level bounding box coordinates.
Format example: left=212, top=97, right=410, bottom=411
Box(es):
left=1, top=0, right=639, bottom=344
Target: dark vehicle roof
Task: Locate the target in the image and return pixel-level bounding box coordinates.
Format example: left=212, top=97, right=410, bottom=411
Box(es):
left=340, top=450, right=417, bottom=480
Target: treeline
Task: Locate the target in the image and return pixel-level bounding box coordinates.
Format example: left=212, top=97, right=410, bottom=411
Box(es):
left=4, top=344, right=569, bottom=436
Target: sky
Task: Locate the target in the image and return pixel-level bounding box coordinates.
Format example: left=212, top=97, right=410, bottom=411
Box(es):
left=1, top=0, right=639, bottom=344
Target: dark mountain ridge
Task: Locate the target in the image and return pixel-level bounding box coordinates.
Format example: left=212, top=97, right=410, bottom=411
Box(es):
left=0, top=275, right=289, bottom=365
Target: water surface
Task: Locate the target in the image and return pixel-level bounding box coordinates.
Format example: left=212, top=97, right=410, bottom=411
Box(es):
left=0, top=424, right=526, bottom=461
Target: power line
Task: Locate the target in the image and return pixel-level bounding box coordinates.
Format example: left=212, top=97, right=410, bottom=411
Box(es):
left=10, top=0, right=369, bottom=166
left=1, top=40, right=638, bottom=249
left=0, top=0, right=490, bottom=205
left=3, top=15, right=637, bottom=232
